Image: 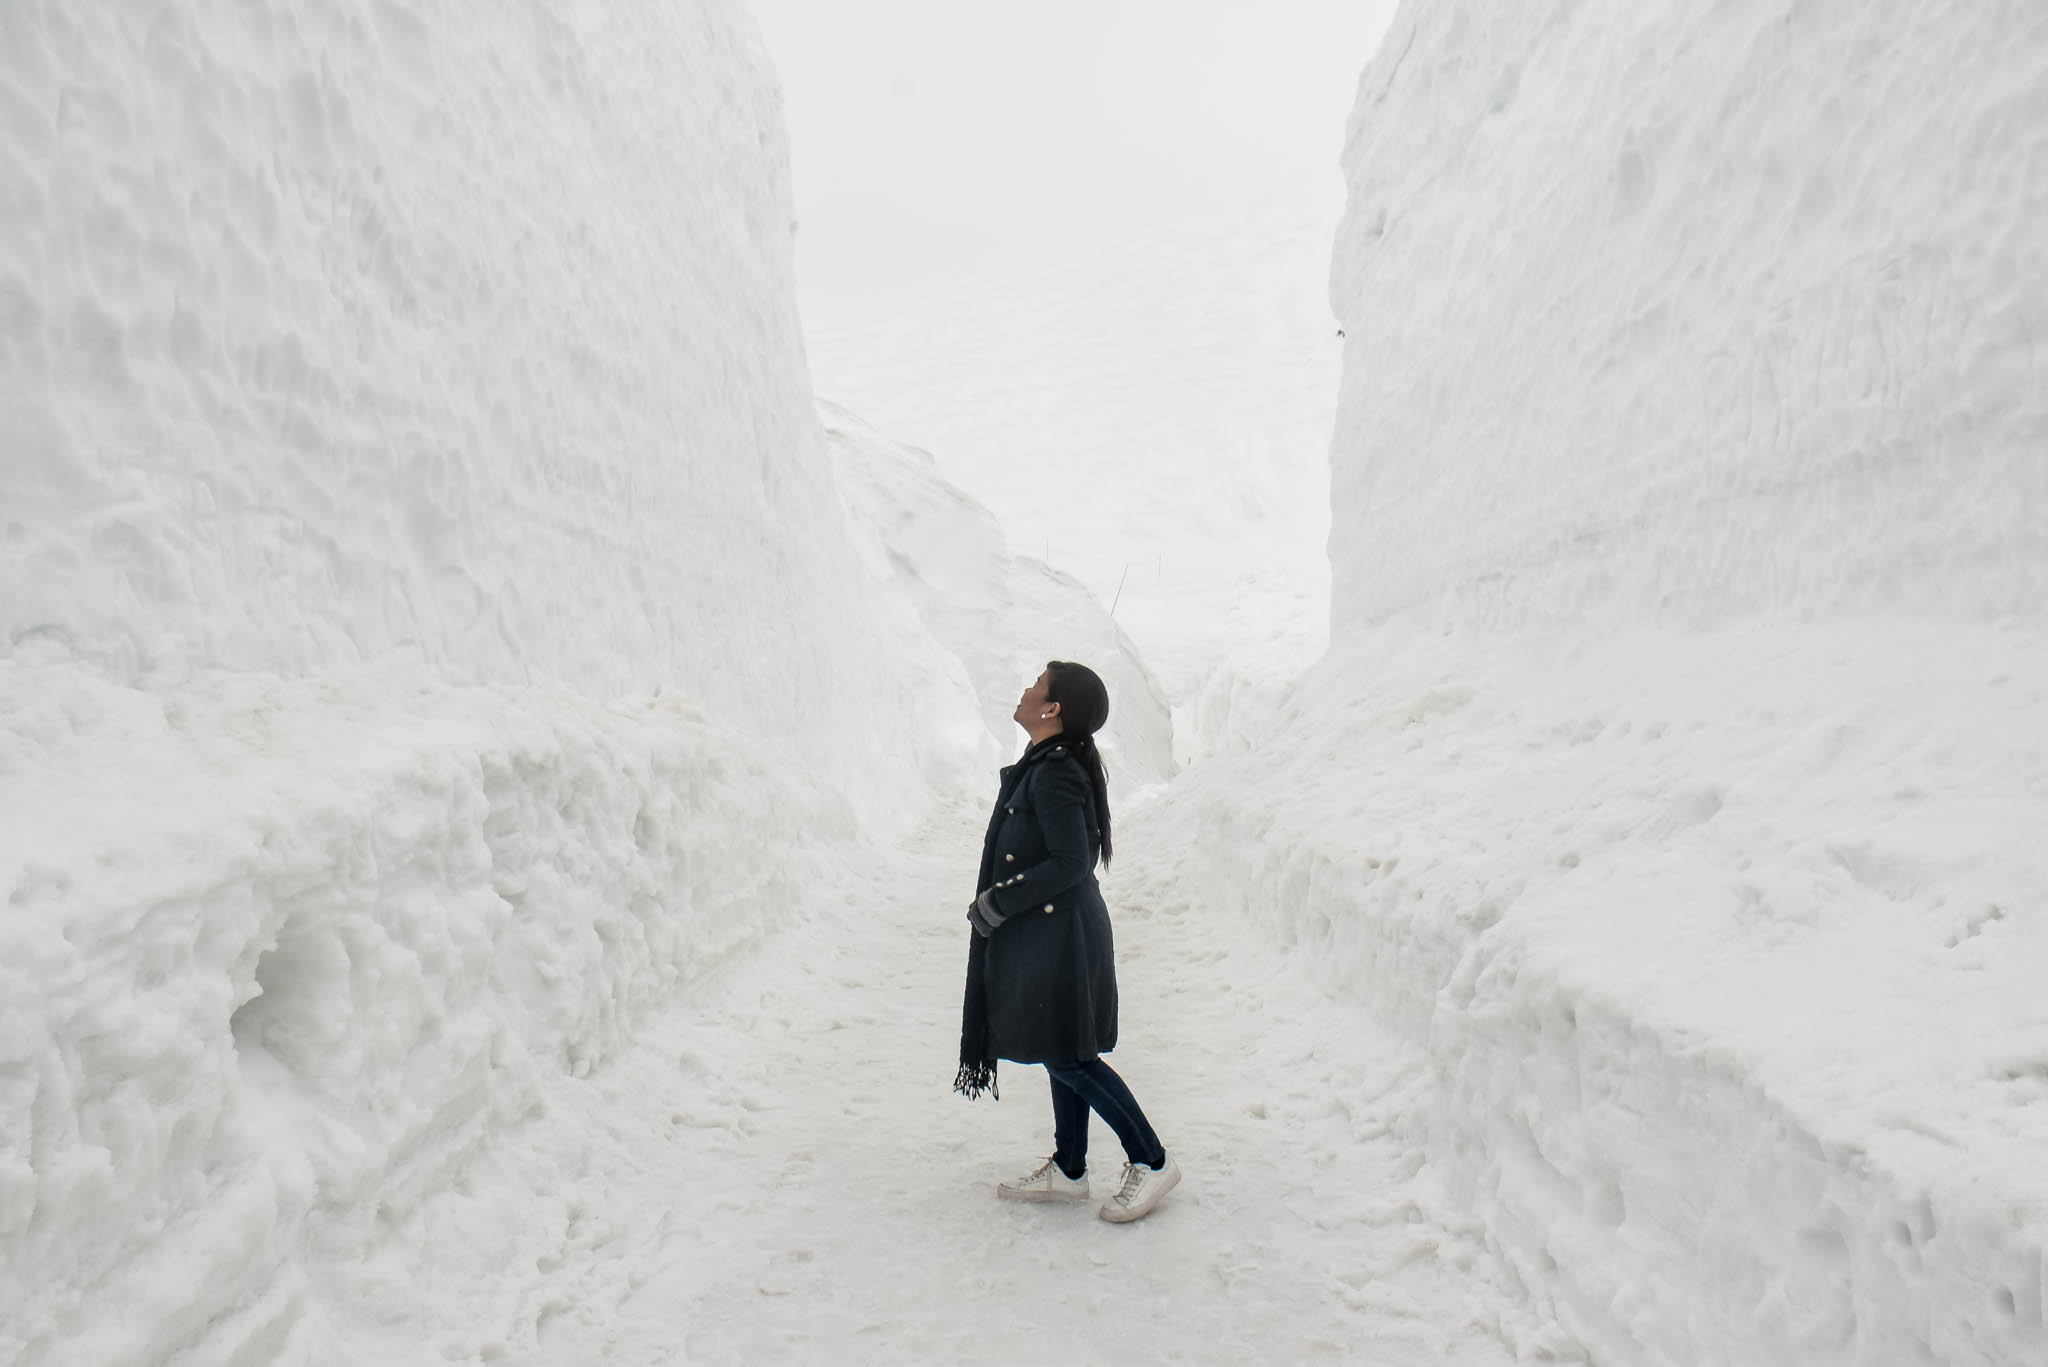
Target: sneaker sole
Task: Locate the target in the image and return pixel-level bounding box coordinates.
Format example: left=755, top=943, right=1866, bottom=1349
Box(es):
left=1097, top=1164, right=1180, bottom=1223
left=997, top=1185, right=1091, bottom=1203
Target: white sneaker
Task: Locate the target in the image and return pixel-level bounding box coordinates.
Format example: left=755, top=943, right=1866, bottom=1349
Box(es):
left=997, top=1157, right=1091, bottom=1203
left=1099, top=1155, right=1181, bottom=1223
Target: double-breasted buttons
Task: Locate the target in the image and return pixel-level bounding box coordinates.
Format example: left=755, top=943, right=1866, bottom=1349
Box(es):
left=1043, top=903, right=1055, bottom=913
left=1004, top=853, right=1015, bottom=862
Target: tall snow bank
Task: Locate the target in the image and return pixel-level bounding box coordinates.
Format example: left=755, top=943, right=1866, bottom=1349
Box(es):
left=0, top=660, right=845, bottom=1365
left=0, top=3, right=990, bottom=1361
left=1124, top=626, right=2048, bottom=1367
left=0, top=0, right=878, bottom=772
left=1329, top=0, right=2047, bottom=635
left=1125, top=2, right=2048, bottom=1363
left=823, top=402, right=1175, bottom=794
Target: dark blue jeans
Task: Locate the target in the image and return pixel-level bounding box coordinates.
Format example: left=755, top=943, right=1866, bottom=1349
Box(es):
left=1048, top=1058, right=1166, bottom=1177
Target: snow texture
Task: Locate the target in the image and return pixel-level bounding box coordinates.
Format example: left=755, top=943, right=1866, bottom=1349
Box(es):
left=1134, top=624, right=2048, bottom=1367
left=0, top=0, right=888, bottom=779
left=1131, top=1, right=2048, bottom=1362
left=0, top=2, right=983, bottom=1361
left=9, top=0, right=2042, bottom=1360
left=0, top=659, right=850, bottom=1365
left=1329, top=0, right=2048, bottom=637
left=240, top=799, right=1558, bottom=1365
left=822, top=402, right=1176, bottom=793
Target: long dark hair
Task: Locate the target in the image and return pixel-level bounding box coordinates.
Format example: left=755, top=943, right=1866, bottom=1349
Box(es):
left=1045, top=659, right=1113, bottom=864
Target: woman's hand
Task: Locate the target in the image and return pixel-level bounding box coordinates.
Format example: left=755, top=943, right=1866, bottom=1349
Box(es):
left=967, top=890, right=1008, bottom=938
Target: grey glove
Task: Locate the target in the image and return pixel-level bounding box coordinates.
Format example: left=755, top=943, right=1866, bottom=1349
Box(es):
left=967, top=889, right=1008, bottom=938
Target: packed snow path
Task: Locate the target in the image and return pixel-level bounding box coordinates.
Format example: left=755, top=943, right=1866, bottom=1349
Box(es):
left=334, top=799, right=1559, bottom=1364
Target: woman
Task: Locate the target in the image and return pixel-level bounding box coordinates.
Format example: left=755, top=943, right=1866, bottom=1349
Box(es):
left=956, top=660, right=1181, bottom=1224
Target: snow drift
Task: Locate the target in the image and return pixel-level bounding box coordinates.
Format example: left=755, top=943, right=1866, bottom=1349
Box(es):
left=823, top=401, right=1176, bottom=793
left=1128, top=624, right=2048, bottom=1367
left=0, top=659, right=856, bottom=1365
left=1132, top=2, right=2048, bottom=1364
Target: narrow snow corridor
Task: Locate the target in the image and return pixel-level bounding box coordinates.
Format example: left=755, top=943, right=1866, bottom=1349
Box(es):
left=340, top=800, right=1549, bottom=1364
left=7, top=1, right=2041, bottom=1361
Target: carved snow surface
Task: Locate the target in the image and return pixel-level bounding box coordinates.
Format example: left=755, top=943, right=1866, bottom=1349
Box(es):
left=1138, top=620, right=2048, bottom=1367
left=822, top=401, right=1176, bottom=794
left=1150, top=0, right=2048, bottom=1361
left=1329, top=0, right=2048, bottom=637
left=0, top=1, right=976, bottom=1360
left=0, top=0, right=879, bottom=778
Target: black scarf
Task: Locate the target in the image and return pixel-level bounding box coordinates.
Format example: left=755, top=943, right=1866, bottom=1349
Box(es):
left=954, top=930, right=1000, bottom=1100
left=954, top=734, right=1083, bottom=1100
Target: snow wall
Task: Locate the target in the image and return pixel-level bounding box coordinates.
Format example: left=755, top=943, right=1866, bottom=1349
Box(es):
left=0, top=3, right=986, bottom=1362
left=1127, top=3, right=2047, bottom=1366
left=823, top=402, right=1176, bottom=796
left=1329, top=0, right=2047, bottom=637
left=0, top=0, right=880, bottom=764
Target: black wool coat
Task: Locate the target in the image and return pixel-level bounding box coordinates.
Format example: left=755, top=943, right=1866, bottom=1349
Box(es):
left=964, top=735, right=1119, bottom=1066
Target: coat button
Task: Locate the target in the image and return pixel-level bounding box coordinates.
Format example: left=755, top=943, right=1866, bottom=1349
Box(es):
left=1004, top=853, right=1014, bottom=862
left=1042, top=903, right=1055, bottom=913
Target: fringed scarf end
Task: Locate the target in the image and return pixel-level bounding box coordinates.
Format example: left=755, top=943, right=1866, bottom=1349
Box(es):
left=953, top=1059, right=999, bottom=1101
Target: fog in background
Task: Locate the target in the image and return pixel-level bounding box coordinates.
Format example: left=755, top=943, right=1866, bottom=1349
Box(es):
left=752, top=2, right=1400, bottom=691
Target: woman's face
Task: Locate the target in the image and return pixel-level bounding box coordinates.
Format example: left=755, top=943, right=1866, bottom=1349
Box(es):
left=1014, top=669, right=1057, bottom=730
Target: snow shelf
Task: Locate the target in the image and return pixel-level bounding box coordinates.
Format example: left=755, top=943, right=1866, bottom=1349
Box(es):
left=1130, top=623, right=2048, bottom=1367
left=0, top=658, right=861, bottom=1365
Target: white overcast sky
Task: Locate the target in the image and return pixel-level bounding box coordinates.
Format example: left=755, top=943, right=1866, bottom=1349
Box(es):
left=753, top=3, right=1395, bottom=291
left=749, top=2, right=1400, bottom=680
